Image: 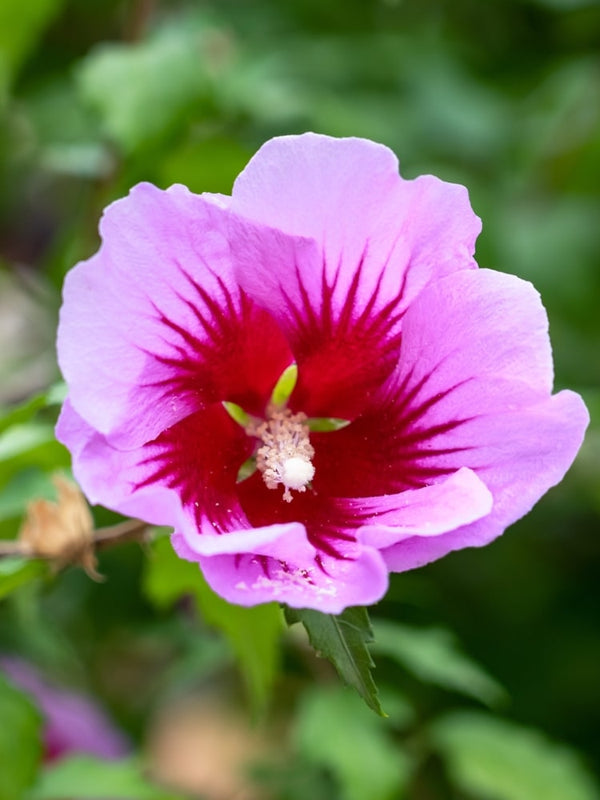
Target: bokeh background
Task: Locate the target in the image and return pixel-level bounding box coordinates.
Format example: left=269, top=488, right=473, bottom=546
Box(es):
left=1, top=1, right=599, bottom=798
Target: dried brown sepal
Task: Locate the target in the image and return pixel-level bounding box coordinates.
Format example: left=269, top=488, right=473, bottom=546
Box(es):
left=18, top=475, right=102, bottom=579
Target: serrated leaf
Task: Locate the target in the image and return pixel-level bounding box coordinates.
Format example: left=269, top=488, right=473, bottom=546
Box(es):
left=28, top=755, right=184, bottom=800
left=372, top=620, right=507, bottom=706
left=0, top=673, right=43, bottom=800
left=143, top=535, right=282, bottom=713
left=285, top=606, right=384, bottom=716
left=294, top=685, right=411, bottom=800
left=432, top=711, right=600, bottom=800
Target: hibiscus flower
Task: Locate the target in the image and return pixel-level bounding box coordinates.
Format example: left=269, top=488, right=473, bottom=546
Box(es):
left=56, top=134, right=588, bottom=613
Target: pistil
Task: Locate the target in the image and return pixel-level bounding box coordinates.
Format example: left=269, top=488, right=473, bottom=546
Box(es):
left=248, top=408, right=315, bottom=502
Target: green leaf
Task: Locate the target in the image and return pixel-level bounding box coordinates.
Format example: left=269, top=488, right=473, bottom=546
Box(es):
left=28, top=755, right=184, bottom=800
left=372, top=620, right=507, bottom=706
left=0, top=558, right=46, bottom=600
left=285, top=606, right=385, bottom=716
left=0, top=470, right=56, bottom=524
left=77, top=20, right=213, bottom=153
left=0, top=423, right=55, bottom=461
left=143, top=535, right=282, bottom=713
left=191, top=571, right=283, bottom=715
left=159, top=136, right=252, bottom=195
left=294, top=685, right=411, bottom=800
left=432, top=711, right=600, bottom=800
left=0, top=387, right=70, bottom=536
left=0, top=426, right=70, bottom=489
left=0, top=396, right=46, bottom=437
left=0, top=673, right=43, bottom=800
left=0, top=0, right=65, bottom=87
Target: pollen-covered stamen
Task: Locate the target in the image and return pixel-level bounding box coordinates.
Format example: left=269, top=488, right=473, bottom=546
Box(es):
left=248, top=409, right=315, bottom=502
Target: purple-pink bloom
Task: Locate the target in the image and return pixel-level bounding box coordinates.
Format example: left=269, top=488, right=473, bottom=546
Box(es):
left=1, top=657, right=129, bottom=761
left=56, top=134, right=588, bottom=613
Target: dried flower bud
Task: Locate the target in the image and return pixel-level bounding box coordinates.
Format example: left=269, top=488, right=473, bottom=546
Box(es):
left=18, top=475, right=100, bottom=579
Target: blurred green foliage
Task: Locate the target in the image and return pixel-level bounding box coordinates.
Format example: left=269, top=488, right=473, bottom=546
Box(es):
left=432, top=710, right=600, bottom=800
left=0, top=0, right=599, bottom=797
left=0, top=673, right=43, bottom=800
left=28, top=755, right=186, bottom=800
left=144, top=533, right=283, bottom=716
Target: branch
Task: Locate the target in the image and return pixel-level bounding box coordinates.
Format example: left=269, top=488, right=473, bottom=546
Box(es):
left=0, top=519, right=152, bottom=560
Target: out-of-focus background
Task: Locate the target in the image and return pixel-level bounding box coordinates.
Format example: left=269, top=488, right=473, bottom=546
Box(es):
left=0, top=1, right=599, bottom=798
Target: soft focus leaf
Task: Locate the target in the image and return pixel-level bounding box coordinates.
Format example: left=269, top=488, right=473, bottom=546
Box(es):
left=432, top=711, right=600, bottom=800
left=23, top=76, right=112, bottom=178
left=142, top=535, right=198, bottom=609
left=0, top=557, right=46, bottom=600
left=0, top=470, right=55, bottom=524
left=0, top=429, right=70, bottom=486
left=250, top=757, right=337, bottom=800
left=77, top=21, right=216, bottom=153
left=0, top=388, right=70, bottom=536
left=0, top=423, right=55, bottom=461
left=0, top=672, right=43, bottom=800
left=372, top=620, right=507, bottom=706
left=192, top=571, right=283, bottom=715
left=159, top=136, right=251, bottom=194
left=0, top=383, right=65, bottom=436
left=144, top=535, right=282, bottom=712
left=0, top=397, right=47, bottom=437
left=0, top=0, right=65, bottom=86
left=285, top=606, right=384, bottom=716
left=294, top=684, right=411, bottom=800
left=28, top=755, right=183, bottom=800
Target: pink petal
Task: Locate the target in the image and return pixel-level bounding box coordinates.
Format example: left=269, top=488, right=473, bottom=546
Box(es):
left=197, top=542, right=389, bottom=613
left=170, top=493, right=389, bottom=612
left=353, top=467, right=493, bottom=548
left=368, top=269, right=588, bottom=568
left=56, top=399, right=182, bottom=526
left=60, top=395, right=390, bottom=613
left=56, top=398, right=252, bottom=536
left=382, top=389, right=588, bottom=571
left=171, top=522, right=306, bottom=559
left=237, top=470, right=364, bottom=559
left=228, top=133, right=480, bottom=418
left=396, top=268, right=555, bottom=405
left=58, top=183, right=291, bottom=449
left=311, top=268, right=565, bottom=498
left=231, top=133, right=480, bottom=312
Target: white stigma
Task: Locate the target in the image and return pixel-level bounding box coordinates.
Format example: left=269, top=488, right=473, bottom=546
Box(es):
left=281, top=456, right=315, bottom=490
left=249, top=409, right=315, bottom=502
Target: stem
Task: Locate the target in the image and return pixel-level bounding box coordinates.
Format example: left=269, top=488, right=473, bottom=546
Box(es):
left=0, top=519, right=152, bottom=560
